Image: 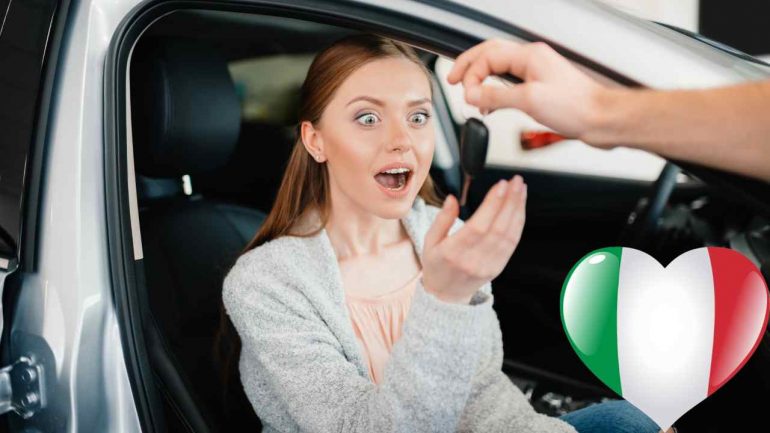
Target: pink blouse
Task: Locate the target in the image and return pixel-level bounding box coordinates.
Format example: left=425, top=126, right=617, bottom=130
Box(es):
left=344, top=270, right=423, bottom=384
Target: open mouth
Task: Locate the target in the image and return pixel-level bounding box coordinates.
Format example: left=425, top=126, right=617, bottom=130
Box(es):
left=374, top=168, right=412, bottom=191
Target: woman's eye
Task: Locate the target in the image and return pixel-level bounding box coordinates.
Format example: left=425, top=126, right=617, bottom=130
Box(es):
left=411, top=112, right=431, bottom=125
left=356, top=113, right=379, bottom=126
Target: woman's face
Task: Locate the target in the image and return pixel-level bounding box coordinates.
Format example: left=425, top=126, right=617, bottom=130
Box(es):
left=304, top=56, right=435, bottom=220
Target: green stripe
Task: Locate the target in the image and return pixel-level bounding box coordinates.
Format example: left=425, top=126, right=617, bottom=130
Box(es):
left=561, top=247, right=623, bottom=396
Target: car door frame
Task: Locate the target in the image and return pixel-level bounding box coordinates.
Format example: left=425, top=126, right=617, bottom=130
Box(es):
left=0, top=0, right=73, bottom=428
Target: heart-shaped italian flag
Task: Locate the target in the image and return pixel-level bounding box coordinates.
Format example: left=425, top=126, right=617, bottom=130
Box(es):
left=561, top=246, right=769, bottom=430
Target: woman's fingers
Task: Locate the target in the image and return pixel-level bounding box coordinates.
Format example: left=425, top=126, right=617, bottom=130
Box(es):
left=445, top=176, right=523, bottom=269
left=464, top=178, right=510, bottom=233
left=474, top=176, right=525, bottom=272
left=424, top=194, right=459, bottom=251
left=488, top=175, right=523, bottom=243
left=505, top=182, right=527, bottom=245
left=430, top=176, right=527, bottom=299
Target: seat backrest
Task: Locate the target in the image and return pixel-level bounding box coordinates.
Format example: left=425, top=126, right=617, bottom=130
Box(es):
left=193, top=121, right=296, bottom=212
left=130, top=35, right=264, bottom=432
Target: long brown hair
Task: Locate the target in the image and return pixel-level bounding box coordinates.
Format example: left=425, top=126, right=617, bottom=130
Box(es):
left=214, top=33, right=445, bottom=416
left=242, top=33, right=443, bottom=252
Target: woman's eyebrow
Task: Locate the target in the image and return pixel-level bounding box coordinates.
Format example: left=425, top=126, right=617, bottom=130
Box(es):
left=408, top=97, right=433, bottom=107
left=346, top=96, right=433, bottom=107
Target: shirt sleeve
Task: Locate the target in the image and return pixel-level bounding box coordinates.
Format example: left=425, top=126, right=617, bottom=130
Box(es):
left=455, top=303, right=579, bottom=433
left=223, top=263, right=494, bottom=433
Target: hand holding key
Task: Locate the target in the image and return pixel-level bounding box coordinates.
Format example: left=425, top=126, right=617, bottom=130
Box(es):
left=422, top=175, right=528, bottom=304
left=446, top=38, right=605, bottom=142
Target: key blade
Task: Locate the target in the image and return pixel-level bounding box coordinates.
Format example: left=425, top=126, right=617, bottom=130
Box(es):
left=460, top=176, right=472, bottom=207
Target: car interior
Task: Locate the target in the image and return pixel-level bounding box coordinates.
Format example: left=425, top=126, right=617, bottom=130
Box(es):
left=126, top=8, right=770, bottom=433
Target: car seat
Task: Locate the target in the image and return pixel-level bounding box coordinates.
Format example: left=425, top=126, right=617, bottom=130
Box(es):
left=130, top=35, right=264, bottom=432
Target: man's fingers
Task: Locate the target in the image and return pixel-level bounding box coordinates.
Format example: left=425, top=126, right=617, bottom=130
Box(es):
left=455, top=40, right=547, bottom=105
left=449, top=39, right=514, bottom=86
left=459, top=56, right=488, bottom=91
left=447, top=41, right=487, bottom=84
left=467, top=82, right=531, bottom=113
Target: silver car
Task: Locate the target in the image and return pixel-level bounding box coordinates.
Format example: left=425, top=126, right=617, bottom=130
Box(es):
left=1, top=0, right=769, bottom=431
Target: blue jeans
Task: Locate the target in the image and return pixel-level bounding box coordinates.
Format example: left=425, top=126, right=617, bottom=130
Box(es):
left=558, top=399, right=664, bottom=433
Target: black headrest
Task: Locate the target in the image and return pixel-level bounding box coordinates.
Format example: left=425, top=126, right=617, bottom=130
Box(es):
left=130, top=37, right=241, bottom=178
left=136, top=174, right=184, bottom=206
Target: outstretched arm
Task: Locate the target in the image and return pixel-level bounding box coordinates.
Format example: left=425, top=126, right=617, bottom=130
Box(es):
left=586, top=80, right=770, bottom=183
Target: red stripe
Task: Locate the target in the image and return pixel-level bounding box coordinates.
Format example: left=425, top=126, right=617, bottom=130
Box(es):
left=707, top=247, right=770, bottom=395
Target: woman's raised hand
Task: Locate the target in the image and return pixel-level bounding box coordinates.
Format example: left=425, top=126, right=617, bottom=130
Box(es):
left=422, top=175, right=527, bottom=304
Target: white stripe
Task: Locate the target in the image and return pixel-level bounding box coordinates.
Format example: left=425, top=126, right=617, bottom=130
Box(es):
left=616, top=247, right=715, bottom=430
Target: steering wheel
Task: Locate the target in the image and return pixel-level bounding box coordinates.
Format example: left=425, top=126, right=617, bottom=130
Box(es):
left=617, top=162, right=681, bottom=249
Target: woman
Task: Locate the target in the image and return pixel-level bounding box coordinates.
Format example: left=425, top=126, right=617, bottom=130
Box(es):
left=220, top=33, right=668, bottom=433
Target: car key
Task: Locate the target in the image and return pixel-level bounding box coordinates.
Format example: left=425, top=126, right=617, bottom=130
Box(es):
left=459, top=117, right=489, bottom=208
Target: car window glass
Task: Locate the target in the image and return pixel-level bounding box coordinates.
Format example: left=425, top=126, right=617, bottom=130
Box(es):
left=0, top=0, right=58, bottom=257
left=227, top=54, right=315, bottom=124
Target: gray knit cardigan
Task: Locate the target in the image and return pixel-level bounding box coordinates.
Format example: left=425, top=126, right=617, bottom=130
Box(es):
left=222, top=195, right=578, bottom=433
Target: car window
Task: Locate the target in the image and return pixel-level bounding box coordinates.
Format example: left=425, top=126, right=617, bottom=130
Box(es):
left=0, top=0, right=60, bottom=263
left=227, top=54, right=315, bottom=124
left=434, top=56, right=691, bottom=183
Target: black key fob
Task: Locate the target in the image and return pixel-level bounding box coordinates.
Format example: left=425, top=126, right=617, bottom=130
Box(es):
left=458, top=117, right=489, bottom=219
left=460, top=117, right=489, bottom=178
